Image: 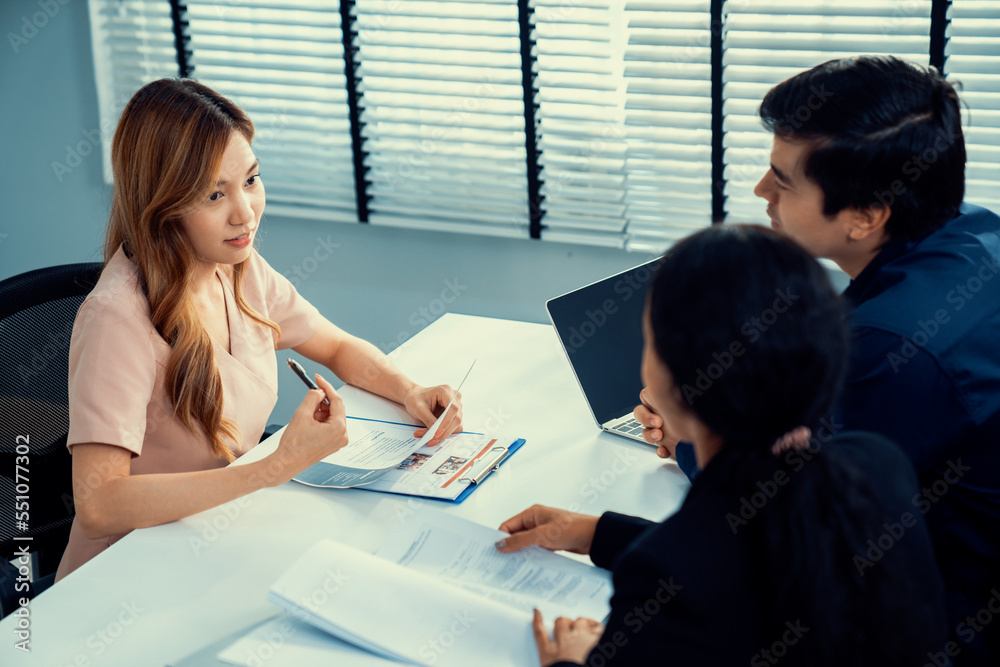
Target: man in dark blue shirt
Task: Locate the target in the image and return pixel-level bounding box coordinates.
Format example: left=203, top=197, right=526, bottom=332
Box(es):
left=635, top=56, right=1000, bottom=665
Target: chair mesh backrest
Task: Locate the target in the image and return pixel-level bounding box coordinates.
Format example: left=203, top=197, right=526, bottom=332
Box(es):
left=0, top=263, right=102, bottom=560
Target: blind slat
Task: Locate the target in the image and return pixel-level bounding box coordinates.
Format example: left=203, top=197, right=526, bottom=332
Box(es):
left=93, top=0, right=998, bottom=251
left=722, top=1, right=933, bottom=224
left=947, top=3, right=1000, bottom=210
left=188, top=2, right=357, bottom=219
left=356, top=1, right=528, bottom=235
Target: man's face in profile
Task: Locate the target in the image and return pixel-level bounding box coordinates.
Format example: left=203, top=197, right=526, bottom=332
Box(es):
left=754, top=136, right=863, bottom=263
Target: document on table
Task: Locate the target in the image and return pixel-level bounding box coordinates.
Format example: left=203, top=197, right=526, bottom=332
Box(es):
left=374, top=508, right=613, bottom=622
left=361, top=431, right=517, bottom=500
left=266, top=538, right=536, bottom=667
left=216, top=615, right=401, bottom=667
left=259, top=508, right=609, bottom=666
left=293, top=362, right=474, bottom=489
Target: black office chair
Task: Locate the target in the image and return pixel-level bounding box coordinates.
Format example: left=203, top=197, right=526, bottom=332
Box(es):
left=0, top=262, right=102, bottom=618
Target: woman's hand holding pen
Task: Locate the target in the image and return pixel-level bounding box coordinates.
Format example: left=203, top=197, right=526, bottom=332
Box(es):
left=405, top=384, right=463, bottom=445
left=264, top=373, right=348, bottom=486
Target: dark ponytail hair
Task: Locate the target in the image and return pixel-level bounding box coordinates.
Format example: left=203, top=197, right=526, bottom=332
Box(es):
left=647, top=225, right=931, bottom=666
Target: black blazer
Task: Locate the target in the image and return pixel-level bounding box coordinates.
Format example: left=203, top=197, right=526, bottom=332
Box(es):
left=553, top=432, right=947, bottom=666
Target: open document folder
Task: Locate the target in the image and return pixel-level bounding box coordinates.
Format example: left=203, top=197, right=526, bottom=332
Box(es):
left=293, top=416, right=525, bottom=502
left=220, top=509, right=612, bottom=667
left=292, top=361, right=525, bottom=502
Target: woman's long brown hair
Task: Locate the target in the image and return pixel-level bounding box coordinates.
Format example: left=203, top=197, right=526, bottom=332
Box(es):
left=105, top=79, right=280, bottom=461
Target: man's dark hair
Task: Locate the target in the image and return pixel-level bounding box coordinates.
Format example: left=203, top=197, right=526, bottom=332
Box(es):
left=759, top=55, right=965, bottom=243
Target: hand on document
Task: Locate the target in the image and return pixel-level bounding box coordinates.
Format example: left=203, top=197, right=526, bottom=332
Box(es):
left=495, top=505, right=600, bottom=556
left=533, top=608, right=604, bottom=667
left=405, top=360, right=474, bottom=446
left=404, top=383, right=463, bottom=446
left=262, top=509, right=612, bottom=666
left=267, top=373, right=349, bottom=485
left=497, top=505, right=607, bottom=666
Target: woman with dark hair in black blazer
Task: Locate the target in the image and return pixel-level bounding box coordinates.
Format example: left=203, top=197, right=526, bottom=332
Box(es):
left=497, top=225, right=947, bottom=666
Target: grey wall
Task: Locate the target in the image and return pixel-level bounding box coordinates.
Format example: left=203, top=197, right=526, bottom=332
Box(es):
left=0, top=1, right=651, bottom=423
left=1, top=1, right=112, bottom=275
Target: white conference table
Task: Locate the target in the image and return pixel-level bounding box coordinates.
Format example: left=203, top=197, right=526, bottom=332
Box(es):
left=4, top=313, right=691, bottom=666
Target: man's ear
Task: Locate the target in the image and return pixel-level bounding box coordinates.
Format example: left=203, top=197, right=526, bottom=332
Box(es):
left=847, top=204, right=891, bottom=242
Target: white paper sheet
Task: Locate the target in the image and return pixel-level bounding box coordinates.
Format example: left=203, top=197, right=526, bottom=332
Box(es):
left=375, top=509, right=613, bottom=622
left=267, top=539, right=537, bottom=667
left=216, top=615, right=400, bottom=666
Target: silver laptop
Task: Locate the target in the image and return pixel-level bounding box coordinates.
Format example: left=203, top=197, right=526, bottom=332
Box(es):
left=546, top=259, right=660, bottom=444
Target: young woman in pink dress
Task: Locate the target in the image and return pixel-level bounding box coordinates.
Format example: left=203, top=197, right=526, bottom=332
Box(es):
left=56, top=79, right=462, bottom=580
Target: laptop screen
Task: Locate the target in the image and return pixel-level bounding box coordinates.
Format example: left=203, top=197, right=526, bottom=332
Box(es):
left=546, top=259, right=660, bottom=426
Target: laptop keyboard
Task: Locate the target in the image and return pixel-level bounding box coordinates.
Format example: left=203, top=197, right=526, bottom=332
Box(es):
left=612, top=418, right=645, bottom=436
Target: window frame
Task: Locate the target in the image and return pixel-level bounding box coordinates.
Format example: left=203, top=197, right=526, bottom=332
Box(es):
left=90, top=0, right=996, bottom=251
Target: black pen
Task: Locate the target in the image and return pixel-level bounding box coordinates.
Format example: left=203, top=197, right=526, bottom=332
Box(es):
left=287, top=357, right=330, bottom=406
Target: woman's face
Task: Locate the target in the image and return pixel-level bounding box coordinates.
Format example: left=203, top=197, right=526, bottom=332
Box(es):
left=179, top=132, right=263, bottom=268
left=641, top=309, right=722, bottom=466
left=640, top=310, right=698, bottom=444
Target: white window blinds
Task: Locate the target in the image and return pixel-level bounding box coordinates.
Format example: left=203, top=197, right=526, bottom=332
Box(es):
left=722, top=1, right=933, bottom=223
left=88, top=0, right=180, bottom=181
left=533, top=0, right=627, bottom=248
left=947, top=1, right=1000, bottom=211
left=90, top=1, right=999, bottom=249
left=622, top=0, right=713, bottom=252
left=185, top=1, right=358, bottom=223
left=353, top=0, right=529, bottom=237
left=533, top=0, right=713, bottom=252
